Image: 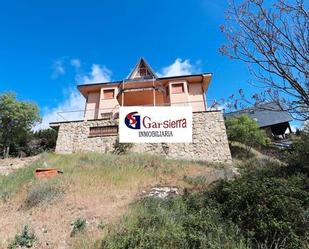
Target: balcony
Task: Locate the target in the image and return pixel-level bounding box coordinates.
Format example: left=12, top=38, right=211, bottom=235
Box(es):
left=117, top=79, right=167, bottom=106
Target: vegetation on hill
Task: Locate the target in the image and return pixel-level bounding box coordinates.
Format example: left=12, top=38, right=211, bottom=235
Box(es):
left=225, top=115, right=269, bottom=156
left=100, top=126, right=309, bottom=249
left=0, top=152, right=226, bottom=248
left=0, top=131, right=308, bottom=248
left=101, top=149, right=309, bottom=249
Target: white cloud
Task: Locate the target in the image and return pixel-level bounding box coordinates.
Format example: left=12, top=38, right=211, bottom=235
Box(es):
left=77, top=64, right=112, bottom=84
left=157, top=58, right=198, bottom=77
left=34, top=89, right=85, bottom=131
left=51, top=59, right=65, bottom=79
left=70, top=58, right=81, bottom=68
left=35, top=62, right=112, bottom=130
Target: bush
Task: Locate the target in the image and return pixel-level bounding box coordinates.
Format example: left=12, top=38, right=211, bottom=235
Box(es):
left=71, top=218, right=87, bottom=237
left=24, top=181, right=64, bottom=209
left=208, top=173, right=309, bottom=249
left=101, top=197, right=248, bottom=249
left=225, top=115, right=268, bottom=155
left=8, top=225, right=36, bottom=248
left=284, top=134, right=309, bottom=176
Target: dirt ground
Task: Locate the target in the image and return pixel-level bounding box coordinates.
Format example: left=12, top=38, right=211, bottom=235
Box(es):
left=0, top=186, right=137, bottom=249
left=0, top=156, right=39, bottom=175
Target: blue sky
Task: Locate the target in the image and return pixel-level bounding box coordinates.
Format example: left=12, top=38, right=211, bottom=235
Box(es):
left=0, top=0, right=261, bottom=128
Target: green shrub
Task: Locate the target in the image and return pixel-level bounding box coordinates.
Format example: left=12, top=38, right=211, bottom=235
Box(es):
left=71, top=218, right=87, bottom=237
left=8, top=225, right=36, bottom=248
left=101, top=197, right=248, bottom=249
left=225, top=115, right=268, bottom=156
left=208, top=174, right=309, bottom=249
left=24, top=180, right=64, bottom=209
left=284, top=134, right=309, bottom=176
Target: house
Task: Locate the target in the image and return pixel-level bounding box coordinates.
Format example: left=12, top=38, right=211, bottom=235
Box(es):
left=78, top=58, right=210, bottom=120
left=50, top=58, right=232, bottom=163
left=224, top=102, right=293, bottom=138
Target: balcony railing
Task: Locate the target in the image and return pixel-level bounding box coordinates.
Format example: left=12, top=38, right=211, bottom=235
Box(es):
left=53, top=100, right=221, bottom=122
left=117, top=79, right=165, bottom=95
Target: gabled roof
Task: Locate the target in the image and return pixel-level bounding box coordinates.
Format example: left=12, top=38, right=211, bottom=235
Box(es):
left=224, top=102, right=293, bottom=128
left=127, top=57, right=157, bottom=80
left=77, top=72, right=213, bottom=97
left=76, top=58, right=213, bottom=97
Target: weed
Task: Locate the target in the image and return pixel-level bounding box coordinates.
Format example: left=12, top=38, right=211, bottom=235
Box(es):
left=97, top=220, right=106, bottom=230
left=71, top=218, right=87, bottom=237
left=184, top=174, right=209, bottom=186
left=23, top=180, right=64, bottom=209
left=8, top=225, right=36, bottom=249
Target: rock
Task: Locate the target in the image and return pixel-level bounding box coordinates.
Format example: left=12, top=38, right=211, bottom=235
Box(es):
left=144, top=186, right=179, bottom=199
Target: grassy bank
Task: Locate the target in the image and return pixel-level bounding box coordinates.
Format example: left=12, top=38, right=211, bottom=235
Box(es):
left=0, top=152, right=224, bottom=248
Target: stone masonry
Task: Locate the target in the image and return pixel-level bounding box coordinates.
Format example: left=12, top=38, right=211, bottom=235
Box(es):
left=52, top=111, right=232, bottom=163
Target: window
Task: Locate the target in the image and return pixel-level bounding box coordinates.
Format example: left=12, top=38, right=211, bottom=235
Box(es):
left=139, top=67, right=147, bottom=76
left=166, top=86, right=169, bottom=96
left=171, top=83, right=185, bottom=94
left=89, top=126, right=118, bottom=137
left=103, top=89, right=114, bottom=99
left=101, top=112, right=113, bottom=120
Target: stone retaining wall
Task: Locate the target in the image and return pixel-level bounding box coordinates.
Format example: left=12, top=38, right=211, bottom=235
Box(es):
left=52, top=111, right=232, bottom=163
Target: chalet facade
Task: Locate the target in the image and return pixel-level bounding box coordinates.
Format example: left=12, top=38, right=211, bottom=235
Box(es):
left=79, top=58, right=210, bottom=120
left=51, top=58, right=232, bottom=163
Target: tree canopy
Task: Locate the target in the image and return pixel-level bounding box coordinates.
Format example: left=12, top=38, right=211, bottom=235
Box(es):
left=0, top=93, right=41, bottom=158
left=225, top=115, right=268, bottom=154
left=220, top=0, right=309, bottom=120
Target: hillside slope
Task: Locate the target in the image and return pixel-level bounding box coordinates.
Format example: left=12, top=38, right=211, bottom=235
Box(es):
left=0, top=152, right=231, bottom=249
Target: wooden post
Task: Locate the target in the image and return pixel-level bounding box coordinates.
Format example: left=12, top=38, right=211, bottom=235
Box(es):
left=121, top=80, right=124, bottom=106
left=153, top=79, right=156, bottom=106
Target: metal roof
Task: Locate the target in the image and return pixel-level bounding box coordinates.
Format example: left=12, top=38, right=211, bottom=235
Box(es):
left=224, top=102, right=293, bottom=128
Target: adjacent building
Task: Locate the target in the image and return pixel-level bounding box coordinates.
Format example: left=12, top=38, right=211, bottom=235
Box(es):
left=224, top=102, right=293, bottom=138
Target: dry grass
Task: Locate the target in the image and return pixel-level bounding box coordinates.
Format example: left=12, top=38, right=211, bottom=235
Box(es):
left=0, top=152, right=227, bottom=249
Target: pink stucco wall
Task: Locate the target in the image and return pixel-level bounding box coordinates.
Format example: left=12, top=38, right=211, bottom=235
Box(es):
left=84, top=80, right=207, bottom=119
left=84, top=92, right=100, bottom=120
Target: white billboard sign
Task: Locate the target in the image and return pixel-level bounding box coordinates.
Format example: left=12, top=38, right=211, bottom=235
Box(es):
left=119, top=106, right=192, bottom=143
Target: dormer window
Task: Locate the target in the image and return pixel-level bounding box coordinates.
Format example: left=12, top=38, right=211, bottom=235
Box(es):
left=138, top=65, right=148, bottom=77
left=134, top=62, right=151, bottom=78
left=103, top=89, right=115, bottom=99
left=128, top=58, right=157, bottom=80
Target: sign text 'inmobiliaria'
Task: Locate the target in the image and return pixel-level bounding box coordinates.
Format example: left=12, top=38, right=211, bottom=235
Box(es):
left=119, top=106, right=192, bottom=143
